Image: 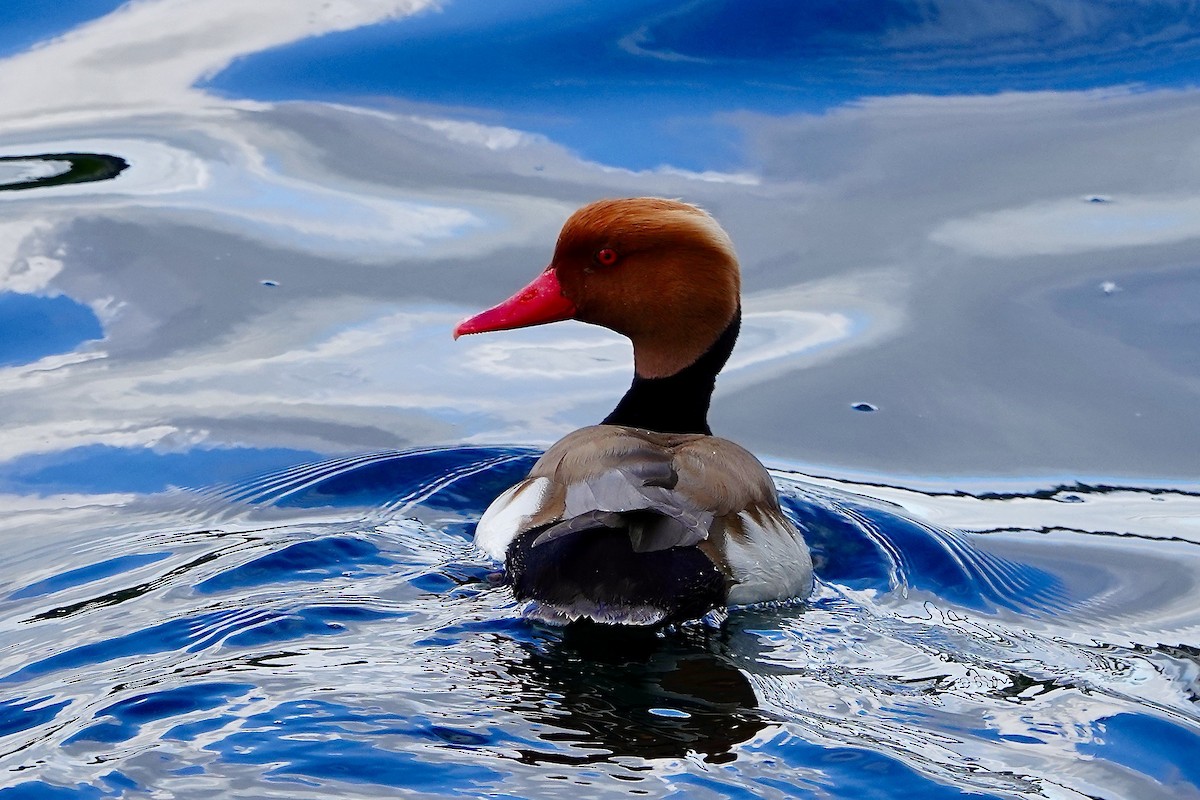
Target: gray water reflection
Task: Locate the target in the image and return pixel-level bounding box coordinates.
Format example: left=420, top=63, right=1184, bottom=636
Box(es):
left=3, top=94, right=1199, bottom=476
left=0, top=3, right=1196, bottom=480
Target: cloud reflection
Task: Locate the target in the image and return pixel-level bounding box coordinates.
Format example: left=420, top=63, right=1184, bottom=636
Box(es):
left=0, top=0, right=1197, bottom=483
left=932, top=192, right=1200, bottom=256
left=0, top=0, right=436, bottom=125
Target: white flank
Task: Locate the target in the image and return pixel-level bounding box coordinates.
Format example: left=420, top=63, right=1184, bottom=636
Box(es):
left=725, top=511, right=814, bottom=606
left=474, top=477, right=553, bottom=560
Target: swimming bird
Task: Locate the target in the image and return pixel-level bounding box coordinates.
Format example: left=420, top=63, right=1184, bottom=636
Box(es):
left=454, top=198, right=813, bottom=625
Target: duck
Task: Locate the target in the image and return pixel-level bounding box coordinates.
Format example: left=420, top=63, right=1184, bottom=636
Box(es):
left=454, top=197, right=813, bottom=625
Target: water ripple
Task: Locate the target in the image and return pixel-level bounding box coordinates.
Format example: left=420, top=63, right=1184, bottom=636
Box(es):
left=1, top=447, right=1197, bottom=799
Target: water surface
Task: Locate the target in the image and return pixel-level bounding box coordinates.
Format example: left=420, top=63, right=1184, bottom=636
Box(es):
left=3, top=448, right=1199, bottom=798
left=1, top=1, right=1198, bottom=798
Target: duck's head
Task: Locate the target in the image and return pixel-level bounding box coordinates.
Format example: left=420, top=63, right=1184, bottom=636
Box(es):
left=454, top=197, right=741, bottom=379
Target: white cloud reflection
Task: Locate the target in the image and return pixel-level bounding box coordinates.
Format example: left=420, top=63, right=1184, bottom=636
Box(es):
left=932, top=192, right=1200, bottom=256
left=0, top=219, right=62, bottom=292
left=0, top=0, right=436, bottom=126
left=0, top=0, right=1197, bottom=481
left=0, top=130, right=484, bottom=257
left=410, top=117, right=539, bottom=151
left=0, top=158, right=71, bottom=183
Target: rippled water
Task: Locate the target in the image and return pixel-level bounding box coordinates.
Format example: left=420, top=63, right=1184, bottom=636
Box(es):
left=3, top=1, right=1200, bottom=797
left=1, top=448, right=1196, bottom=799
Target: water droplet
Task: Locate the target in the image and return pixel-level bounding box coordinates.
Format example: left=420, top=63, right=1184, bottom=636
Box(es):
left=1100, top=281, right=1119, bottom=295
left=1084, top=194, right=1113, bottom=204
left=260, top=279, right=279, bottom=287
left=851, top=402, right=878, bottom=412
left=1056, top=494, right=1084, bottom=503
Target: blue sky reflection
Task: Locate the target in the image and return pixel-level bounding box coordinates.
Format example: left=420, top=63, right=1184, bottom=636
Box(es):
left=0, top=0, right=127, bottom=57
left=205, top=0, right=1200, bottom=170
left=0, top=292, right=102, bottom=367
left=0, top=445, right=322, bottom=495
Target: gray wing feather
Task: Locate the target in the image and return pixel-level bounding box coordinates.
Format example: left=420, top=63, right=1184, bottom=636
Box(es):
left=535, top=466, right=713, bottom=553
left=532, top=511, right=625, bottom=547
left=627, top=513, right=709, bottom=552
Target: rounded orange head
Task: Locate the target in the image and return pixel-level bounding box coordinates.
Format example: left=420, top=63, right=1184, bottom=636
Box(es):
left=455, top=198, right=741, bottom=379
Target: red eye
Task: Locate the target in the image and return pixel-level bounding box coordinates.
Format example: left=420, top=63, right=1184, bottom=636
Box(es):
left=595, top=248, right=619, bottom=266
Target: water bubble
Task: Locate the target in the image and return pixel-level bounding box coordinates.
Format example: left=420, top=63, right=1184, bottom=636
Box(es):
left=851, top=402, right=878, bottom=412
left=1084, top=195, right=1113, bottom=204
left=260, top=279, right=279, bottom=287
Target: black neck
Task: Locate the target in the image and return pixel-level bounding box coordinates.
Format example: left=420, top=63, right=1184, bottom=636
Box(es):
left=601, top=307, right=740, bottom=435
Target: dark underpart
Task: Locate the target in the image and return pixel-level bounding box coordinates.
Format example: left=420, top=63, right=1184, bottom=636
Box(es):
left=602, top=307, right=741, bottom=435
left=506, top=521, right=727, bottom=626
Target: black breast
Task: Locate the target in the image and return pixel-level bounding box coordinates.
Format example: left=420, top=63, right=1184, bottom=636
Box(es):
left=506, top=522, right=727, bottom=626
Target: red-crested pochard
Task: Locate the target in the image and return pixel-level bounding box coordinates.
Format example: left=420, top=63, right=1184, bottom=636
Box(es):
left=454, top=198, right=813, bottom=625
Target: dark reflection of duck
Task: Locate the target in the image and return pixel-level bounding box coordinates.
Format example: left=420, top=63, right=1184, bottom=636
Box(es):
left=500, top=625, right=767, bottom=764
left=455, top=198, right=813, bottom=626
